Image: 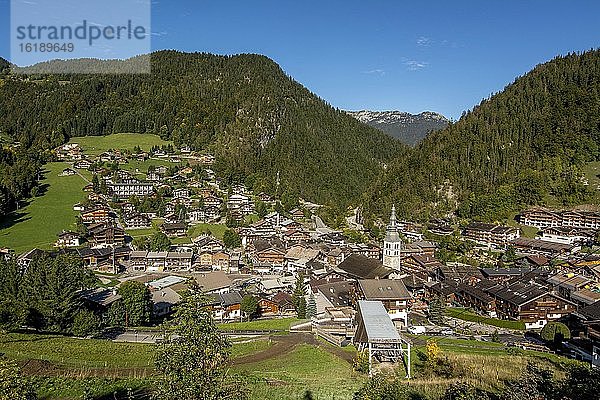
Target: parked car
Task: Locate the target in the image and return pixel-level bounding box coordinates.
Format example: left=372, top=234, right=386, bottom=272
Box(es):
left=440, top=328, right=454, bottom=335
left=408, top=326, right=427, bottom=334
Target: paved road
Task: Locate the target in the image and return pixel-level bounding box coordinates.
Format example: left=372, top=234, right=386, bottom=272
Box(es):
left=110, top=331, right=163, bottom=344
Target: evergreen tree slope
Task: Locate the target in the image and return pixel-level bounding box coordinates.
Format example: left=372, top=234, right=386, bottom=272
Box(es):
left=366, top=50, right=600, bottom=220
left=0, top=51, right=405, bottom=206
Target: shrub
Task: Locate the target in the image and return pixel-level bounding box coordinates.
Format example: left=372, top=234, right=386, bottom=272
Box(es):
left=540, top=322, right=571, bottom=343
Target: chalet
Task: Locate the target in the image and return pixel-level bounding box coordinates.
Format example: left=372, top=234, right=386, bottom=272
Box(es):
left=88, top=222, right=125, bottom=246
left=204, top=206, right=221, bottom=221
left=210, top=291, right=243, bottom=321
left=256, top=276, right=296, bottom=294
left=146, top=251, right=168, bottom=272
left=188, top=209, right=205, bottom=224
left=109, top=182, right=154, bottom=199
left=204, top=196, right=223, bottom=208
left=349, top=243, right=382, bottom=260
left=123, top=213, right=151, bottom=229
left=289, top=208, right=305, bottom=220
left=164, top=213, right=180, bottom=224
left=327, top=248, right=345, bottom=266
left=78, top=287, right=121, bottom=318
left=199, top=252, right=214, bottom=269
left=315, top=281, right=353, bottom=313
left=121, top=202, right=136, bottom=215
left=571, top=289, right=600, bottom=307
left=152, top=287, right=182, bottom=317
left=253, top=261, right=274, bottom=275
left=401, top=254, right=443, bottom=281
left=55, top=231, right=81, bottom=248
left=212, top=251, right=231, bottom=271
left=195, top=271, right=232, bottom=294
left=336, top=254, right=391, bottom=280
left=538, top=226, right=595, bottom=246
left=231, top=184, right=247, bottom=195
left=76, top=247, right=121, bottom=273
left=258, top=292, right=295, bottom=315
left=463, top=222, right=520, bottom=249
left=164, top=202, right=176, bottom=214
left=130, top=250, right=148, bottom=271
left=547, top=273, right=592, bottom=300
left=510, top=237, right=577, bottom=256
left=435, top=262, right=482, bottom=283
left=81, top=207, right=110, bottom=225
left=60, top=168, right=76, bottom=176
left=165, top=252, right=194, bottom=271
left=520, top=209, right=561, bottom=228
left=192, top=236, right=224, bottom=253
left=256, top=247, right=286, bottom=266
left=83, top=183, right=94, bottom=192
left=146, top=170, right=162, bottom=182
left=428, top=224, right=454, bottom=236
left=480, top=267, right=539, bottom=282
left=487, top=282, right=576, bottom=329
left=240, top=202, right=255, bottom=215
left=284, top=246, right=322, bottom=268
left=88, top=192, right=101, bottom=202
left=258, top=192, right=274, bottom=203
left=357, top=279, right=412, bottom=324
left=425, top=281, right=459, bottom=305
left=173, top=188, right=190, bottom=199
left=161, top=222, right=187, bottom=237
left=456, top=281, right=497, bottom=317
left=520, top=208, right=600, bottom=230
left=399, top=241, right=437, bottom=258
left=227, top=194, right=249, bottom=209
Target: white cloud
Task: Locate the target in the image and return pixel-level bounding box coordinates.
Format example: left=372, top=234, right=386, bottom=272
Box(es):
left=362, top=68, right=385, bottom=76
left=404, top=60, right=428, bottom=71
left=416, top=36, right=432, bottom=47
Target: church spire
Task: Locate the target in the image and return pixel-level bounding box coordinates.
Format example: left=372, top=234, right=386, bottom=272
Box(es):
left=388, top=204, right=397, bottom=231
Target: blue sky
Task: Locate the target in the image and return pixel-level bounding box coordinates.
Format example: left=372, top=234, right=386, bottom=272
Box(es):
left=1, top=0, right=599, bottom=119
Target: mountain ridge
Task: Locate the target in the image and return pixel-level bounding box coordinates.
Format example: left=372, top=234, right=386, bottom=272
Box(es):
left=0, top=50, right=406, bottom=209
left=347, top=110, right=449, bottom=146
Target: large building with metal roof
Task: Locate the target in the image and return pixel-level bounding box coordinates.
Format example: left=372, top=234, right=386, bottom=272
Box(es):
left=353, top=300, right=411, bottom=377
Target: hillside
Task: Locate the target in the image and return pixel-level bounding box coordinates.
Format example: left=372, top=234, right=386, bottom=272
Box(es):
left=364, top=50, right=600, bottom=222
left=347, top=110, right=449, bottom=146
left=0, top=51, right=406, bottom=208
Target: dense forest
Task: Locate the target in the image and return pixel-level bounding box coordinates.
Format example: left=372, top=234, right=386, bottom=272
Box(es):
left=2, top=50, right=600, bottom=223
left=364, top=50, right=600, bottom=222
left=0, top=51, right=405, bottom=214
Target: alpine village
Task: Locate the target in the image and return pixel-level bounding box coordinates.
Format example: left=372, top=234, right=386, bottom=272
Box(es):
left=4, top=30, right=600, bottom=400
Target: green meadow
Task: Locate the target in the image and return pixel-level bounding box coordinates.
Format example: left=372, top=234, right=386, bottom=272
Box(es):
left=0, top=162, right=87, bottom=252
left=68, top=133, right=172, bottom=156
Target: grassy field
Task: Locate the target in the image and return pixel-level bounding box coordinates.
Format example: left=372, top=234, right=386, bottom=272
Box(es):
left=0, top=333, right=154, bottom=369
left=68, top=133, right=172, bottom=156
left=3, top=331, right=577, bottom=400
left=447, top=307, right=526, bottom=330
left=0, top=162, right=87, bottom=252
left=584, top=161, right=600, bottom=190
left=233, top=344, right=365, bottom=400
left=187, top=223, right=228, bottom=240
left=218, top=318, right=303, bottom=332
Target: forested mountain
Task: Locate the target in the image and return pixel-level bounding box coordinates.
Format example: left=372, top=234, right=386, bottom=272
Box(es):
left=347, top=110, right=449, bottom=146
left=0, top=51, right=405, bottom=210
left=364, top=50, right=600, bottom=222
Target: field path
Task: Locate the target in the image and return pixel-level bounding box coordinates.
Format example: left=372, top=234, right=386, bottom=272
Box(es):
left=231, top=333, right=354, bottom=366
